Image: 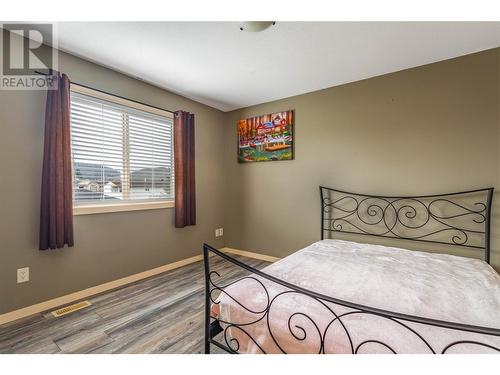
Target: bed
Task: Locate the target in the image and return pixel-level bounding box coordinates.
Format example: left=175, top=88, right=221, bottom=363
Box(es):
left=203, top=187, right=500, bottom=354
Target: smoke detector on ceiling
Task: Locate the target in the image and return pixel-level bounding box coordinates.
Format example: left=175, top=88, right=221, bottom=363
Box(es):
left=239, top=22, right=276, bottom=32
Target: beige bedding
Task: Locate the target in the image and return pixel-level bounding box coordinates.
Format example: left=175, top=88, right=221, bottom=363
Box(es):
left=212, top=239, right=500, bottom=354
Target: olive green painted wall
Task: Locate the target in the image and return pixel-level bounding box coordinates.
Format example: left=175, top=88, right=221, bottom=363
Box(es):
left=0, top=43, right=226, bottom=314
left=223, top=48, right=500, bottom=272
left=1, top=38, right=499, bottom=316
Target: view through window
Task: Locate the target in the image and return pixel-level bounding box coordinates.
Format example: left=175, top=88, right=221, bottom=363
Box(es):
left=70, top=87, right=174, bottom=206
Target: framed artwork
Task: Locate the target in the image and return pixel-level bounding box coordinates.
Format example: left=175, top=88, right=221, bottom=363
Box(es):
left=237, top=110, right=294, bottom=163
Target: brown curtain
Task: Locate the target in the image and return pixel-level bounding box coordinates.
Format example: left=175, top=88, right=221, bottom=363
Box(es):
left=39, top=72, right=74, bottom=250
left=174, top=111, right=196, bottom=228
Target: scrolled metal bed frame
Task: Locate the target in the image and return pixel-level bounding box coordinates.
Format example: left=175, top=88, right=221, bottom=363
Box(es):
left=203, top=187, right=499, bottom=354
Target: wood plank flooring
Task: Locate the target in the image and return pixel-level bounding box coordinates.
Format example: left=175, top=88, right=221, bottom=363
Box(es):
left=0, top=254, right=269, bottom=354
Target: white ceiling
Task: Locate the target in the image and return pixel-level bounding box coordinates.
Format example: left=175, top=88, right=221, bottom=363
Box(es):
left=57, top=22, right=500, bottom=112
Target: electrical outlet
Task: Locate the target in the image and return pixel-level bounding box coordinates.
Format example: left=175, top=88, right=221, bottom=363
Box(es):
left=219, top=228, right=223, bottom=237
left=215, top=228, right=220, bottom=237
left=17, top=267, right=29, bottom=283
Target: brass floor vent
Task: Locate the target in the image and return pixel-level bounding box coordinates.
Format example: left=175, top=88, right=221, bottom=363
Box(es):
left=51, top=300, right=92, bottom=317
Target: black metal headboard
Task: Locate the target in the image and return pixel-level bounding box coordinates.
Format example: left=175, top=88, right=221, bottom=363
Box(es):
left=320, top=186, right=494, bottom=263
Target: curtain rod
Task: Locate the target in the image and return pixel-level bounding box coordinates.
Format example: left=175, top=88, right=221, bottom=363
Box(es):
left=35, top=70, right=176, bottom=115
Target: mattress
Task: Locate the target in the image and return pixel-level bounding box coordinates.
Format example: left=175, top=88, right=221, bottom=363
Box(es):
left=212, top=239, right=500, bottom=354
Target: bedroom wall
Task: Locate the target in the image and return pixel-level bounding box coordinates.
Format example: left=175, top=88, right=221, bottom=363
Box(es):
left=0, top=36, right=226, bottom=314
left=223, top=48, right=500, bottom=272
left=1, top=38, right=499, bottom=317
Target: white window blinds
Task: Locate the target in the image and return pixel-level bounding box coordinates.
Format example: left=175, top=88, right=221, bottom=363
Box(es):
left=70, top=88, right=174, bottom=206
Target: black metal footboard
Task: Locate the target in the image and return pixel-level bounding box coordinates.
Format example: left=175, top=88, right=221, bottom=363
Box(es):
left=203, top=244, right=500, bottom=354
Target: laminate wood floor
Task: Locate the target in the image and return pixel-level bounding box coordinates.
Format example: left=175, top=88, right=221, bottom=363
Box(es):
left=0, top=254, right=270, bottom=354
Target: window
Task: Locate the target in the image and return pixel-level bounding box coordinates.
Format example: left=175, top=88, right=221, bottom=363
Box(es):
left=70, top=85, right=174, bottom=215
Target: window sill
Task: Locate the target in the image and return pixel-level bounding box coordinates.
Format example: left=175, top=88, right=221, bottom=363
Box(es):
left=73, top=200, right=175, bottom=216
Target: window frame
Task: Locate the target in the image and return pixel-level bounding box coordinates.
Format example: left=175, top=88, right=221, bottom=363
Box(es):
left=70, top=84, right=175, bottom=216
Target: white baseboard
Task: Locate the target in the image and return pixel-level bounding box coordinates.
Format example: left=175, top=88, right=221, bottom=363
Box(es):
left=0, top=254, right=203, bottom=326
left=220, top=247, right=280, bottom=263
left=0, top=247, right=279, bottom=326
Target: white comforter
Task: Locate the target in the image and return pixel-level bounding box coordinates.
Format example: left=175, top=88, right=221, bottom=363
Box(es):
left=215, top=239, right=500, bottom=354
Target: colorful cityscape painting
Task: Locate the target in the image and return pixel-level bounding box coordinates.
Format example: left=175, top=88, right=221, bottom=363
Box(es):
left=238, top=110, right=294, bottom=163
